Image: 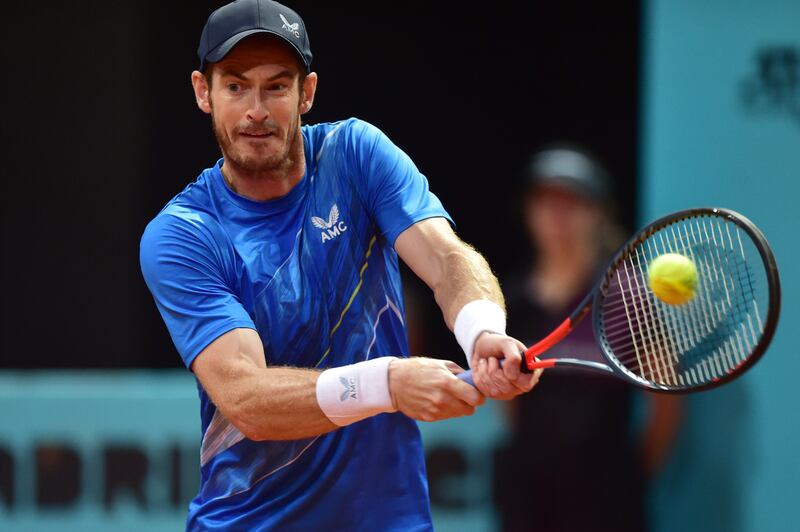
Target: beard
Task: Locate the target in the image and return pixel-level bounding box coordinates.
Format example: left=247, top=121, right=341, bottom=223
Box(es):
left=211, top=110, right=302, bottom=180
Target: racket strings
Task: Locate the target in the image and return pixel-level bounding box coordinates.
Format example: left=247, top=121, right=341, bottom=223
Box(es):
left=597, top=215, right=768, bottom=388
left=659, top=222, right=755, bottom=383
left=638, top=219, right=755, bottom=385
left=601, top=246, right=753, bottom=348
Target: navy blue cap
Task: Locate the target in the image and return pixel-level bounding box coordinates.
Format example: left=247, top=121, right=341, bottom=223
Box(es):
left=197, top=0, right=312, bottom=72
left=526, top=148, right=611, bottom=202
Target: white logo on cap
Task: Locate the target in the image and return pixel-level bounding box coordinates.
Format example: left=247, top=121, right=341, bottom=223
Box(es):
left=280, top=13, right=301, bottom=38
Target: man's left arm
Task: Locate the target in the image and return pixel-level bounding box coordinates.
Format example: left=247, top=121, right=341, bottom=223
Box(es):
left=395, top=217, right=541, bottom=399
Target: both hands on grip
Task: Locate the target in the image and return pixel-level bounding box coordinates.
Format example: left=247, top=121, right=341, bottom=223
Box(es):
left=387, top=332, right=541, bottom=422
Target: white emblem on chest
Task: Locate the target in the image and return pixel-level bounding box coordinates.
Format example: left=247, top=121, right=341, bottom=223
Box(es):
left=311, top=204, right=348, bottom=243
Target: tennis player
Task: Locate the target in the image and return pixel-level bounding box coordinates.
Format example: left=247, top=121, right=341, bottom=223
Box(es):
left=140, top=0, right=539, bottom=529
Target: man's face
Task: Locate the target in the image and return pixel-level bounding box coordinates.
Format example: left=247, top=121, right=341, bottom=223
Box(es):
left=196, top=36, right=314, bottom=177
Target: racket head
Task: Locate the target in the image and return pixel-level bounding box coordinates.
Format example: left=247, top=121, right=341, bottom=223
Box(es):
left=591, top=207, right=780, bottom=393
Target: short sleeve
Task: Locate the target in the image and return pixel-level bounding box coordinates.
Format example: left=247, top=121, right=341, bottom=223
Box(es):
left=140, top=212, right=256, bottom=368
left=347, top=120, right=454, bottom=246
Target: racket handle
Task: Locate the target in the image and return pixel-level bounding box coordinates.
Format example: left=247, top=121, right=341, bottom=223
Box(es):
left=456, top=352, right=531, bottom=387
left=457, top=369, right=476, bottom=386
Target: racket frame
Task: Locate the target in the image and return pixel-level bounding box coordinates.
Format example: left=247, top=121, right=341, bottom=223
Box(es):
left=521, top=207, right=781, bottom=393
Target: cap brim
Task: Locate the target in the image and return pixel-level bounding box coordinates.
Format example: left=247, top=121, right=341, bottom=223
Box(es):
left=530, top=175, right=603, bottom=200
left=203, top=29, right=309, bottom=71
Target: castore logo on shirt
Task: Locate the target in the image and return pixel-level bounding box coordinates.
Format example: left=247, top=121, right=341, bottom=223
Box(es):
left=311, top=204, right=349, bottom=243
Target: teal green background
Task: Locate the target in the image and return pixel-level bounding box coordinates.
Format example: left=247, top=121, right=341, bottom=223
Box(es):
left=0, top=372, right=507, bottom=531
left=642, top=1, right=800, bottom=530
left=0, top=372, right=197, bottom=531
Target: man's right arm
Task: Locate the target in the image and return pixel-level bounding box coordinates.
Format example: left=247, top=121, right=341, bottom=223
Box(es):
left=191, top=327, right=335, bottom=441
left=191, top=327, right=485, bottom=441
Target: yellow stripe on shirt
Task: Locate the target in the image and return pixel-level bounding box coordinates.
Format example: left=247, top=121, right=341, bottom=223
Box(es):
left=315, top=235, right=378, bottom=367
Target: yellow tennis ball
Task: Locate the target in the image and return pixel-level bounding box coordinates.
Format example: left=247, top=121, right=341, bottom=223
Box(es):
left=648, top=253, right=698, bottom=305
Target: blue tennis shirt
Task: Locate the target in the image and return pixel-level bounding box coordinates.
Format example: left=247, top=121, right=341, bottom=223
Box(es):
left=140, top=118, right=451, bottom=530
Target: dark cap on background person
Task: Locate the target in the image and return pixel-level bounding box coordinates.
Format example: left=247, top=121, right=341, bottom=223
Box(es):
left=197, top=0, right=313, bottom=72
left=525, top=147, right=612, bottom=202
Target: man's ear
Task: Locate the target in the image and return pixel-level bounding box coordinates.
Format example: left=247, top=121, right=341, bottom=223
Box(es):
left=191, top=71, right=212, bottom=114
left=299, top=72, right=318, bottom=114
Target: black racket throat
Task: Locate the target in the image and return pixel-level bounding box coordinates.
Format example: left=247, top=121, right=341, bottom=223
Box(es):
left=546, top=358, right=615, bottom=375
left=569, top=294, right=593, bottom=324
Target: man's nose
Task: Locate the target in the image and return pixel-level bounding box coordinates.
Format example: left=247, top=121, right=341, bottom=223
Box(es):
left=246, top=92, right=269, bottom=122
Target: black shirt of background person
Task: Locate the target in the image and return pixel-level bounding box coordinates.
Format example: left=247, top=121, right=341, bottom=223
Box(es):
left=493, top=270, right=646, bottom=532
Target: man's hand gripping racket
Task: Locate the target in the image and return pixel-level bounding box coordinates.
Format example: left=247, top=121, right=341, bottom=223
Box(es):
left=459, top=208, right=781, bottom=393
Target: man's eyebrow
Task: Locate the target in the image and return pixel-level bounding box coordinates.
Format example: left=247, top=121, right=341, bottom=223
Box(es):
left=217, top=68, right=293, bottom=81
left=266, top=69, right=293, bottom=81
left=218, top=68, right=247, bottom=80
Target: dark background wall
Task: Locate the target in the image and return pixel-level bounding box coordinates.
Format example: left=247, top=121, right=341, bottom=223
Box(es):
left=1, top=1, right=639, bottom=368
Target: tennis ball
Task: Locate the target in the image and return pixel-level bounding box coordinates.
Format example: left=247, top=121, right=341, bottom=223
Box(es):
left=647, top=253, right=698, bottom=305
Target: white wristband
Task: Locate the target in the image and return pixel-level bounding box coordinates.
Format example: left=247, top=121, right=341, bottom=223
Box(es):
left=316, top=356, right=398, bottom=427
left=454, top=300, right=507, bottom=367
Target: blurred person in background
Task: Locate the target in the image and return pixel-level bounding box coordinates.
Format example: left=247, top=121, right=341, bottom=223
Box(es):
left=494, top=146, right=683, bottom=532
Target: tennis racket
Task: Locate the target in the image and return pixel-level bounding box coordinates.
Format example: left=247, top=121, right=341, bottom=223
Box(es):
left=458, top=207, right=780, bottom=393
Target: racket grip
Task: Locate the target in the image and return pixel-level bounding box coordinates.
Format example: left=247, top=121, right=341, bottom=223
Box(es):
left=456, top=352, right=531, bottom=387
left=457, top=369, right=476, bottom=386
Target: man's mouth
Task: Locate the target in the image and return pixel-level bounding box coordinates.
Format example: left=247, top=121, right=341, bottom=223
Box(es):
left=240, top=131, right=274, bottom=139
